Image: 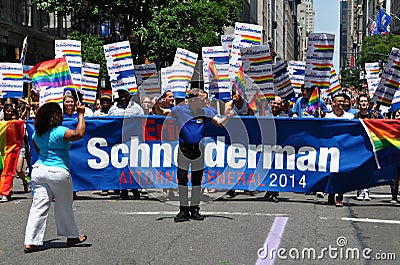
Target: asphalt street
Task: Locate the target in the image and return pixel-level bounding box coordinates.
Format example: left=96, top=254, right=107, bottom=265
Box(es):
left=0, top=184, right=399, bottom=265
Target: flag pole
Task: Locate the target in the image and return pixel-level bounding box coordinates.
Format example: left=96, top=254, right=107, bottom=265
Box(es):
left=27, top=83, right=31, bottom=120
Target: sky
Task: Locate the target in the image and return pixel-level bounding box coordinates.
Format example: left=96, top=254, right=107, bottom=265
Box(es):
left=313, top=0, right=340, bottom=71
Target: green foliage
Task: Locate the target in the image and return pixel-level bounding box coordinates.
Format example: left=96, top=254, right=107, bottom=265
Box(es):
left=139, top=0, right=241, bottom=64
left=67, top=31, right=107, bottom=78
left=358, top=34, right=400, bottom=67
left=340, top=68, right=361, bottom=88
left=33, top=0, right=241, bottom=66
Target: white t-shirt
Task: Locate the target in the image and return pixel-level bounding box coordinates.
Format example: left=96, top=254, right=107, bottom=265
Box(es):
left=325, top=111, right=354, bottom=119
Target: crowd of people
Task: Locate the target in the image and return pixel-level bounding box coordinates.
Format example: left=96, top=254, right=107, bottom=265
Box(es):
left=0, top=85, right=399, bottom=209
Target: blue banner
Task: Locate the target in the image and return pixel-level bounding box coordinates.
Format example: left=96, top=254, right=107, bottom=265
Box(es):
left=26, top=117, right=399, bottom=193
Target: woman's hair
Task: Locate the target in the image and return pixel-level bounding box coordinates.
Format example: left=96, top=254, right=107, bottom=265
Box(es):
left=34, top=103, right=63, bottom=136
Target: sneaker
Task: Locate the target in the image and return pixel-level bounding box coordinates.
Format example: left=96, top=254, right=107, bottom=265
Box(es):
left=174, top=211, right=190, bottom=222
left=0, top=196, right=9, bottom=203
left=363, top=191, right=371, bottom=201
left=356, top=191, right=364, bottom=201
left=270, top=196, right=279, bottom=203
left=190, top=209, right=205, bottom=221
left=390, top=199, right=398, bottom=204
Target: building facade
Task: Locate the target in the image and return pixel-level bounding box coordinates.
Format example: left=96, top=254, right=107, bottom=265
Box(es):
left=0, top=0, right=73, bottom=65
left=297, top=0, right=315, bottom=61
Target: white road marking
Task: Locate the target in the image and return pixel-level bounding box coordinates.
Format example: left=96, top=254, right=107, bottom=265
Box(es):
left=319, top=216, right=400, bottom=225
left=122, top=211, right=288, bottom=217
left=341, top=217, right=400, bottom=225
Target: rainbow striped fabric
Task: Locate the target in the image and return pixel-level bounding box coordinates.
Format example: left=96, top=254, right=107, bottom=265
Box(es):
left=208, top=59, right=219, bottom=80
left=307, top=88, right=320, bottom=112
left=362, top=119, right=400, bottom=168
left=29, top=57, right=73, bottom=92
left=0, top=120, right=24, bottom=197
left=234, top=65, right=246, bottom=96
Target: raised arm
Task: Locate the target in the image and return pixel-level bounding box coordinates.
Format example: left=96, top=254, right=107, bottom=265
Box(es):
left=212, top=105, right=234, bottom=127
left=64, top=102, right=86, bottom=142
left=152, top=97, right=171, bottom=116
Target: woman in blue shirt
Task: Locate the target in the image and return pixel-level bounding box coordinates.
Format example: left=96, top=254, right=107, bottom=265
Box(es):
left=24, top=102, right=87, bottom=252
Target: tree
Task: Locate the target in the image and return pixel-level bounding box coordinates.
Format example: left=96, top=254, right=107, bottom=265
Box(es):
left=340, top=68, right=361, bottom=88
left=33, top=0, right=241, bottom=65
left=137, top=0, right=241, bottom=65
left=358, top=34, right=400, bottom=67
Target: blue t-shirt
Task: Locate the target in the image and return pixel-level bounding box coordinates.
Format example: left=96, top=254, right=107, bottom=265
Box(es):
left=33, top=126, right=71, bottom=170
left=292, top=97, right=329, bottom=118
left=170, top=104, right=216, bottom=144
left=64, top=112, right=78, bottom=118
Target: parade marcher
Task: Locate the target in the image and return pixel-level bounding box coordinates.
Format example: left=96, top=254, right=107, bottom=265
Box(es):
left=24, top=102, right=87, bottom=253
left=93, top=93, right=113, bottom=117
left=325, top=93, right=354, bottom=207
left=354, top=94, right=373, bottom=200
left=390, top=109, right=400, bottom=204
left=63, top=93, right=78, bottom=118
left=154, top=88, right=234, bottom=222
left=0, top=104, right=30, bottom=202
left=153, top=90, right=177, bottom=200
left=224, top=90, right=255, bottom=197
left=140, top=96, right=154, bottom=115
left=108, top=87, right=143, bottom=199
left=264, top=96, right=285, bottom=202
left=291, top=86, right=328, bottom=118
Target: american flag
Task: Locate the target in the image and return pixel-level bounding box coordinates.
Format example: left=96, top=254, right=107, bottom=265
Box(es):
left=369, top=18, right=377, bottom=36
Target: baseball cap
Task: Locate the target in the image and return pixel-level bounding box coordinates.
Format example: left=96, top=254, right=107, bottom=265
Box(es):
left=117, top=87, right=130, bottom=93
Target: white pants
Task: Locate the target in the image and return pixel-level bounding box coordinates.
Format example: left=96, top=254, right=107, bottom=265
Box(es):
left=24, top=164, right=79, bottom=246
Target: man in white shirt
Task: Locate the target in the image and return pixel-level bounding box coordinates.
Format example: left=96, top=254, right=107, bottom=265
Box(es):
left=325, top=93, right=354, bottom=119
left=108, top=87, right=144, bottom=116
left=325, top=93, right=354, bottom=207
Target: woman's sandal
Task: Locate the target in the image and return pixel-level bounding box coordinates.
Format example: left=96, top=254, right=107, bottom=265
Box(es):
left=67, top=234, right=87, bottom=246
left=24, top=245, right=40, bottom=253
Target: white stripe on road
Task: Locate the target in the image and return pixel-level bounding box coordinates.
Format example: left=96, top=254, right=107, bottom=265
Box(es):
left=320, top=216, right=400, bottom=225
left=341, top=217, right=400, bottom=225
left=122, top=211, right=288, bottom=217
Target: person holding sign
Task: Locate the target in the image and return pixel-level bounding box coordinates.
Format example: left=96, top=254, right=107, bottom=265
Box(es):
left=154, top=88, right=234, bottom=222
left=292, top=85, right=328, bottom=118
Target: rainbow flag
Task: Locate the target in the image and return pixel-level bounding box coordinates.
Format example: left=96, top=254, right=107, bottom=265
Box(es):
left=234, top=65, right=246, bottom=96
left=29, top=57, right=73, bottom=91
left=0, top=120, right=24, bottom=197
left=362, top=119, right=400, bottom=168
left=208, top=59, right=219, bottom=80
left=249, top=91, right=264, bottom=114
left=307, top=88, right=320, bottom=112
